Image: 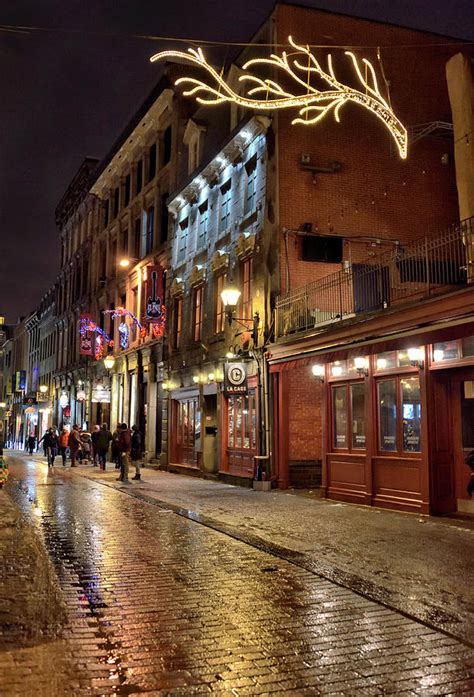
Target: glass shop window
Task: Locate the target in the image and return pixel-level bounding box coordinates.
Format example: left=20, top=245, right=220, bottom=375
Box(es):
left=329, top=360, right=358, bottom=378
left=227, top=389, right=257, bottom=450
left=331, top=383, right=366, bottom=450
left=432, top=341, right=459, bottom=362
left=377, top=377, right=421, bottom=453
left=375, top=348, right=422, bottom=371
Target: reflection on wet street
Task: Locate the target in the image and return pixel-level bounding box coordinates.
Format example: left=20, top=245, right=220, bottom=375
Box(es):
left=2, top=456, right=474, bottom=695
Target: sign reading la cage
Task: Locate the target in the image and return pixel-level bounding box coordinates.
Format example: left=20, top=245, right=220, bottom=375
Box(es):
left=224, top=362, right=248, bottom=397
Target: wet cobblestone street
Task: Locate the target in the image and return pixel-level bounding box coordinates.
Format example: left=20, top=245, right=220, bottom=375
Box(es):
left=1, top=457, right=474, bottom=695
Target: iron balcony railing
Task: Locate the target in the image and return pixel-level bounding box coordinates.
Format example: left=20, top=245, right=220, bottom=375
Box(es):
left=275, top=217, right=474, bottom=339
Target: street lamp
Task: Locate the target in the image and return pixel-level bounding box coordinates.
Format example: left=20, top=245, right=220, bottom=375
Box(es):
left=220, top=281, right=259, bottom=344
left=118, top=257, right=138, bottom=268
left=39, top=384, right=48, bottom=394
left=103, top=354, right=115, bottom=371
left=0, top=402, right=6, bottom=409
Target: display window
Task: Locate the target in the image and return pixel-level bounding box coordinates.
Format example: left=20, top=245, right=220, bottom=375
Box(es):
left=377, top=377, right=421, bottom=453
left=175, top=397, right=200, bottom=466
left=432, top=336, right=474, bottom=363
left=227, top=389, right=257, bottom=451
left=331, top=382, right=366, bottom=450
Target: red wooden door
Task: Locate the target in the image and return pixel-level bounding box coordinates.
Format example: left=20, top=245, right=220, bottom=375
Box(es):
left=429, top=376, right=456, bottom=514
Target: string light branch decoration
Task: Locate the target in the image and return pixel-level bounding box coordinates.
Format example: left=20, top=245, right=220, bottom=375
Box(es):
left=151, top=36, right=407, bottom=158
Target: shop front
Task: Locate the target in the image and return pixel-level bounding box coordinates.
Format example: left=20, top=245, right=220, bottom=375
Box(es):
left=270, top=328, right=474, bottom=515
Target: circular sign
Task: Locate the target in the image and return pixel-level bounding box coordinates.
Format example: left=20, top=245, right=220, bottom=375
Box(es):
left=227, top=364, right=246, bottom=387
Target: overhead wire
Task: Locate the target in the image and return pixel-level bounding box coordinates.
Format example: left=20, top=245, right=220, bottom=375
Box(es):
left=0, top=23, right=473, bottom=50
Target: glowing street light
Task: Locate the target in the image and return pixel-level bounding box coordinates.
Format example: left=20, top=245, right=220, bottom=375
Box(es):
left=103, top=354, right=115, bottom=370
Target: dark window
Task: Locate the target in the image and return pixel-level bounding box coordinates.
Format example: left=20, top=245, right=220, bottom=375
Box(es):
left=146, top=207, right=154, bottom=255
left=134, top=217, right=141, bottom=259
left=244, top=155, right=258, bottom=216
left=113, top=187, right=120, bottom=218
left=103, top=200, right=109, bottom=229
left=162, top=126, right=172, bottom=166
left=120, top=228, right=128, bottom=255
left=160, top=192, right=169, bottom=242
left=136, top=160, right=143, bottom=194
left=197, top=200, right=208, bottom=250
left=219, top=179, right=232, bottom=234
left=173, top=296, right=183, bottom=349
left=148, top=143, right=157, bottom=182
left=301, top=235, right=343, bottom=263
left=177, top=217, right=188, bottom=264
left=124, top=174, right=131, bottom=207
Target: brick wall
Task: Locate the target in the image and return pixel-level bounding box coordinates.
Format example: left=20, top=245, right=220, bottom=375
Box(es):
left=275, top=4, right=463, bottom=294
left=287, top=366, right=322, bottom=461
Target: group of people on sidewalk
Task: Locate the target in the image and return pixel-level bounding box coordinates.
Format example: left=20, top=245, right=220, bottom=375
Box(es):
left=36, top=422, right=143, bottom=482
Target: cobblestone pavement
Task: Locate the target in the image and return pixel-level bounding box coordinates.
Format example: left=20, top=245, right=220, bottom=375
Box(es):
left=1, top=456, right=474, bottom=695
left=28, top=451, right=474, bottom=643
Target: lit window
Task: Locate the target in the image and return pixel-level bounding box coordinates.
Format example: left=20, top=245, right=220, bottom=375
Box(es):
left=378, top=377, right=421, bottom=453
left=215, top=274, right=227, bottom=333
left=193, top=286, right=204, bottom=342
left=227, top=390, right=257, bottom=450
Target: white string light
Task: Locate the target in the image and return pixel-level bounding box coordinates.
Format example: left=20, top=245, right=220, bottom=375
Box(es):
left=151, top=36, right=408, bottom=159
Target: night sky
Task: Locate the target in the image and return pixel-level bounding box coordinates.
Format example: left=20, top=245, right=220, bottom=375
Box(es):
left=1, top=0, right=473, bottom=324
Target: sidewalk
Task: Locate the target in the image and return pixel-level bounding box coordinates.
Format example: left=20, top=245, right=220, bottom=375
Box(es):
left=8, top=451, right=474, bottom=645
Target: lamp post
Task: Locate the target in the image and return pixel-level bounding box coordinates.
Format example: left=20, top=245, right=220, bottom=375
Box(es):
left=220, top=282, right=260, bottom=344
left=39, top=384, right=48, bottom=395
left=118, top=257, right=138, bottom=269
left=220, top=280, right=270, bottom=486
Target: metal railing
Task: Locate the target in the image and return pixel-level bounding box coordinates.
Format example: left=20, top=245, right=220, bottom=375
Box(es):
left=275, top=217, right=474, bottom=339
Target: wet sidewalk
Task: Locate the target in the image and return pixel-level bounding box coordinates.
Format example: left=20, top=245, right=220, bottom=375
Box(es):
left=9, top=451, right=474, bottom=645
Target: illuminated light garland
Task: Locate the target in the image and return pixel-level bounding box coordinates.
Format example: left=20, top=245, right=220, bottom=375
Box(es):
left=151, top=305, right=167, bottom=338
left=151, top=36, right=407, bottom=158
left=118, top=323, right=129, bottom=350
left=79, top=318, right=112, bottom=361
left=104, top=307, right=143, bottom=350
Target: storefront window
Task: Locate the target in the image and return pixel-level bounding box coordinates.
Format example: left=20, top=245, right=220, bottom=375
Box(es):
left=333, top=385, right=348, bottom=448
left=376, top=348, right=422, bottom=371
left=401, top=378, right=421, bottom=452
left=227, top=389, right=257, bottom=451
left=330, top=360, right=358, bottom=378
left=462, top=336, right=474, bottom=357
left=377, top=377, right=421, bottom=453
left=351, top=383, right=366, bottom=449
left=432, top=340, right=459, bottom=362
left=378, top=380, right=397, bottom=451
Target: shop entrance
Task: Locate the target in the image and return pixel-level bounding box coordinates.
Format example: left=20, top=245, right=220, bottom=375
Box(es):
left=430, top=368, right=474, bottom=514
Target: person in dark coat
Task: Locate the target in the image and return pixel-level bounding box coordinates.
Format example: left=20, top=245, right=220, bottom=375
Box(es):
left=117, top=423, right=131, bottom=483
left=97, top=424, right=112, bottom=470
left=111, top=428, right=121, bottom=469
left=68, top=424, right=81, bottom=467
left=39, top=428, right=57, bottom=466
left=131, top=425, right=143, bottom=481
left=27, top=434, right=36, bottom=455
left=91, top=425, right=100, bottom=466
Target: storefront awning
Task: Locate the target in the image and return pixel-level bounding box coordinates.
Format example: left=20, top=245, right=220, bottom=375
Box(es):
left=269, top=314, right=474, bottom=371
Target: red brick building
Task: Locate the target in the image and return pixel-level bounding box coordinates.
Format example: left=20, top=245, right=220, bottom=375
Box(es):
left=162, top=3, right=474, bottom=513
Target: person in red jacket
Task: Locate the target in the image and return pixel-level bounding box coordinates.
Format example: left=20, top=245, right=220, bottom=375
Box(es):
left=58, top=427, right=69, bottom=466
left=117, top=422, right=131, bottom=483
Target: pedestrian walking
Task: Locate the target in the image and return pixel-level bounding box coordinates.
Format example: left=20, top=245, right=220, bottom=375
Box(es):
left=91, top=425, right=100, bottom=466
left=111, top=427, right=121, bottom=469
left=39, top=428, right=57, bottom=467
left=59, top=427, right=69, bottom=466
left=27, top=434, right=36, bottom=455
left=97, top=423, right=112, bottom=470
left=117, top=423, right=131, bottom=483
left=79, top=431, right=92, bottom=464
left=465, top=450, right=474, bottom=496
left=131, top=425, right=143, bottom=481
left=68, top=424, right=81, bottom=467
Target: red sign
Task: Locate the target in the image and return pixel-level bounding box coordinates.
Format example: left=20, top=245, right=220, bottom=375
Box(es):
left=145, top=265, right=164, bottom=323
left=80, top=314, right=94, bottom=356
